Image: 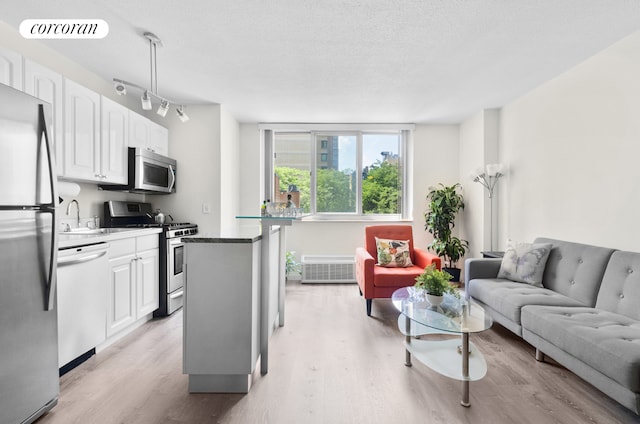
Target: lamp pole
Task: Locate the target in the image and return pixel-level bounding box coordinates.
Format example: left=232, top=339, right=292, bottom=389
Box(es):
left=472, top=164, right=504, bottom=252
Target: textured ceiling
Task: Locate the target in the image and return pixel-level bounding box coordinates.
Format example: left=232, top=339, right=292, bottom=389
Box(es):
left=3, top=1, right=640, bottom=123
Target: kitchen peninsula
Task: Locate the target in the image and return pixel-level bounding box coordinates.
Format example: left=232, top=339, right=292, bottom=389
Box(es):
left=182, top=225, right=283, bottom=393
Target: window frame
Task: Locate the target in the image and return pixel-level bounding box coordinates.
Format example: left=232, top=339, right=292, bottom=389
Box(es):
left=264, top=124, right=414, bottom=221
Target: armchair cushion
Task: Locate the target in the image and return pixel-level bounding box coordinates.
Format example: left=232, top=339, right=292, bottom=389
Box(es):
left=375, top=237, right=413, bottom=267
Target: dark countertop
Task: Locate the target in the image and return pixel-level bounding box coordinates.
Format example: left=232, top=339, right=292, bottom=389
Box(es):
left=182, top=229, right=263, bottom=244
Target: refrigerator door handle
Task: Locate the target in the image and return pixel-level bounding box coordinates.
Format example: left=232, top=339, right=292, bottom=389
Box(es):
left=39, top=104, right=58, bottom=311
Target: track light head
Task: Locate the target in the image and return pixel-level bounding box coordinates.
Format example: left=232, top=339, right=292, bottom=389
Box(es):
left=141, top=91, right=152, bottom=110
left=114, top=81, right=126, bottom=96
left=176, top=105, right=189, bottom=122
left=157, top=99, right=169, bottom=117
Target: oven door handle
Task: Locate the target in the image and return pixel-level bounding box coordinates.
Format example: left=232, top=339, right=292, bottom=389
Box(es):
left=169, top=290, right=183, bottom=300
left=169, top=238, right=184, bottom=247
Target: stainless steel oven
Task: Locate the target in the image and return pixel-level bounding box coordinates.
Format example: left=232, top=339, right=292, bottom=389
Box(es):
left=158, top=223, right=197, bottom=316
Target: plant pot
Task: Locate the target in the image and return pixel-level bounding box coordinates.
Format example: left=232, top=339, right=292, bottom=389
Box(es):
left=444, top=267, right=461, bottom=283
left=426, top=293, right=444, bottom=307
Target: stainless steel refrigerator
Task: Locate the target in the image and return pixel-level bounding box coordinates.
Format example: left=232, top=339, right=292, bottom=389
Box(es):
left=0, top=83, right=59, bottom=423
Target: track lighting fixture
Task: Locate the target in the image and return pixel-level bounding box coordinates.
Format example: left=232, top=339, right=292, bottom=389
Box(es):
left=141, top=91, right=152, bottom=110
left=113, top=31, right=191, bottom=122
left=157, top=99, right=169, bottom=117
left=176, top=105, right=189, bottom=122
left=114, top=81, right=126, bottom=95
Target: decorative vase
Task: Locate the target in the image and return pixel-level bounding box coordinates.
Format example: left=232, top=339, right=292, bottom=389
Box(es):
left=426, top=293, right=444, bottom=307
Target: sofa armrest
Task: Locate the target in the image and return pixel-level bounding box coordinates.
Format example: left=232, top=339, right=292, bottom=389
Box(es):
left=414, top=248, right=442, bottom=270
left=464, top=258, right=503, bottom=285
left=355, top=247, right=375, bottom=297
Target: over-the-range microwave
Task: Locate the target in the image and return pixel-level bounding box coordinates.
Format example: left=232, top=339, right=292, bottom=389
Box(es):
left=100, top=147, right=176, bottom=194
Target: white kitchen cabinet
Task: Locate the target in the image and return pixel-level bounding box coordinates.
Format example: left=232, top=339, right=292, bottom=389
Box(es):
left=63, top=78, right=101, bottom=182
left=148, top=122, right=169, bottom=156
left=106, top=239, right=136, bottom=337
left=136, top=248, right=159, bottom=317
left=129, top=110, right=169, bottom=156
left=23, top=60, right=64, bottom=176
left=106, top=235, right=159, bottom=338
left=100, top=96, right=129, bottom=184
left=0, top=46, right=22, bottom=89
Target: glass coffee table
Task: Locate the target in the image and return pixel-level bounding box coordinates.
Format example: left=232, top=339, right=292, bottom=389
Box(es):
left=391, top=287, right=493, bottom=407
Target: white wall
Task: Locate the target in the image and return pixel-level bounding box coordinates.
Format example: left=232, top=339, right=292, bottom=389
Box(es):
left=219, top=106, right=241, bottom=231
left=497, top=30, right=640, bottom=251
left=459, top=109, right=500, bottom=258
left=238, top=123, right=263, bottom=218
left=151, top=105, right=222, bottom=235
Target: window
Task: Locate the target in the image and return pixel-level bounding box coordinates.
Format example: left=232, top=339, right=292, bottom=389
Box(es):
left=271, top=126, right=410, bottom=219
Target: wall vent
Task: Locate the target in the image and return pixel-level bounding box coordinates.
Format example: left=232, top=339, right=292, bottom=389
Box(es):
left=301, top=255, right=356, bottom=284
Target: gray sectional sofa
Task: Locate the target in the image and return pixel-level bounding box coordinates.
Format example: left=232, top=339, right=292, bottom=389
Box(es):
left=465, top=237, right=640, bottom=414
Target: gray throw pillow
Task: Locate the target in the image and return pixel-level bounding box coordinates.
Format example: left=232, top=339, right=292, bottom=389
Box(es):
left=497, top=241, right=553, bottom=287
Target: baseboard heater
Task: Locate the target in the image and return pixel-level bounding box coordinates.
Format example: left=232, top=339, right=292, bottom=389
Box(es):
left=301, top=255, right=356, bottom=284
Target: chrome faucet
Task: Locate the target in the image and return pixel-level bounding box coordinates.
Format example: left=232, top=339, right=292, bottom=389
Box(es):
left=66, top=199, right=80, bottom=228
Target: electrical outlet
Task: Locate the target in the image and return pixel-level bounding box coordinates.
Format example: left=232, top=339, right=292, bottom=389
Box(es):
left=202, top=203, right=211, bottom=214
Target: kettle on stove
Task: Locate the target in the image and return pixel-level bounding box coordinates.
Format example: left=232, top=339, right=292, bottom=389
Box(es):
left=148, top=209, right=173, bottom=225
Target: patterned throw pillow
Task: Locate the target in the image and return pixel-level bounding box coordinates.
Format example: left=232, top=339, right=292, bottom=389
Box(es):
left=375, top=237, right=413, bottom=268
left=497, top=240, right=553, bottom=287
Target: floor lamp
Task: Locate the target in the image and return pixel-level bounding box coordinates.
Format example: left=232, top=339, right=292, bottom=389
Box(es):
left=471, top=164, right=504, bottom=252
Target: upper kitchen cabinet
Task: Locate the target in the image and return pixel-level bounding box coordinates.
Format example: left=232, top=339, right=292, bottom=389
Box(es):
left=100, top=96, right=129, bottom=184
left=129, top=111, right=169, bottom=156
left=148, top=123, right=169, bottom=156
left=23, top=60, right=64, bottom=176
left=63, top=78, right=100, bottom=182
left=0, top=46, right=22, bottom=89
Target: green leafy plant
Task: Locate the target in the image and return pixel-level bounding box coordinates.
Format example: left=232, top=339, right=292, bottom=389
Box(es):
left=285, top=251, right=301, bottom=277
left=414, top=264, right=459, bottom=297
left=424, top=183, right=469, bottom=268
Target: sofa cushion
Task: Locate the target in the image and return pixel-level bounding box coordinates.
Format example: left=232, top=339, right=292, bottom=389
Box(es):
left=497, top=240, right=552, bottom=287
left=534, top=238, right=615, bottom=306
left=522, top=305, right=640, bottom=392
left=468, top=278, right=583, bottom=325
left=373, top=264, right=424, bottom=288
left=595, top=251, right=640, bottom=320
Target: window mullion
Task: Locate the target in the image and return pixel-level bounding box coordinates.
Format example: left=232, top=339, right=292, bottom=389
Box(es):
left=356, top=132, right=363, bottom=215
left=310, top=132, right=317, bottom=215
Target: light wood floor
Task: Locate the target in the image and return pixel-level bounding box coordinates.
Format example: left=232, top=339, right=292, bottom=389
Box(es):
left=38, top=282, right=638, bottom=424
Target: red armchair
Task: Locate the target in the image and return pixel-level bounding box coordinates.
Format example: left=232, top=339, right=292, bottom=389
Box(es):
left=355, top=225, right=441, bottom=316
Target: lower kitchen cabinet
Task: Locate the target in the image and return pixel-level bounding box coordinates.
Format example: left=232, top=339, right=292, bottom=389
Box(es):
left=136, top=248, right=159, bottom=317
left=107, top=235, right=159, bottom=338
left=107, top=247, right=136, bottom=337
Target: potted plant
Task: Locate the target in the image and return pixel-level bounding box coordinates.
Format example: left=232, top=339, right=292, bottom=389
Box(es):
left=285, top=251, right=301, bottom=282
left=414, top=264, right=459, bottom=306
left=424, top=183, right=469, bottom=282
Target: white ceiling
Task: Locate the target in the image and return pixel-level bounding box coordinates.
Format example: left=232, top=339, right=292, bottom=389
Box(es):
left=3, top=1, right=640, bottom=124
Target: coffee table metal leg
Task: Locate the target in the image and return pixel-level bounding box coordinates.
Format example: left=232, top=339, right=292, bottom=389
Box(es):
left=404, top=316, right=412, bottom=367
left=461, top=332, right=470, bottom=407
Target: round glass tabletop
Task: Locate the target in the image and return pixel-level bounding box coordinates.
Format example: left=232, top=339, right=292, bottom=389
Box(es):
left=391, top=287, right=492, bottom=334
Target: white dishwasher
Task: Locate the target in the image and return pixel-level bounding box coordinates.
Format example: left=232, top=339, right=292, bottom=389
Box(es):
left=57, top=242, right=109, bottom=371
